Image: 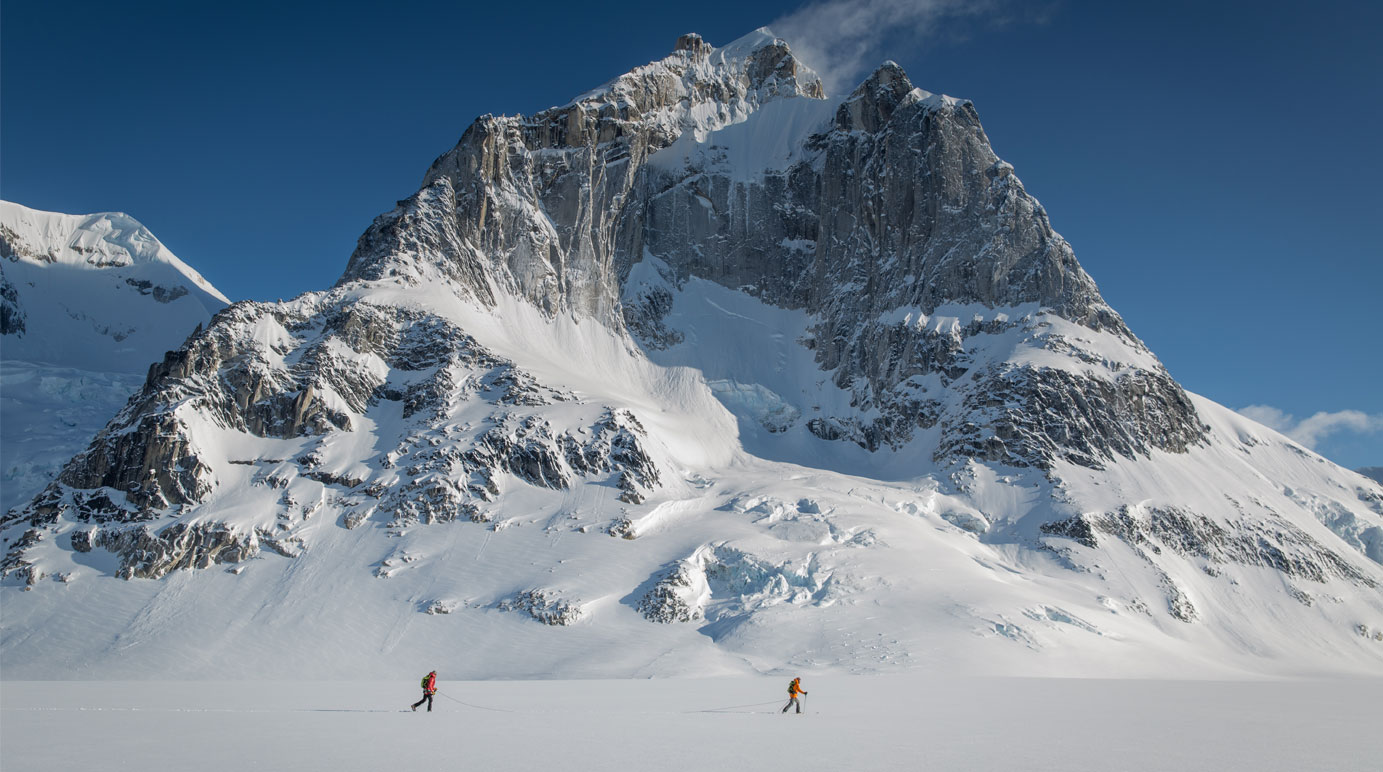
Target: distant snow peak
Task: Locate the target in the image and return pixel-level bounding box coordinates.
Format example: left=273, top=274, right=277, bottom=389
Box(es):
left=0, top=200, right=229, bottom=514
left=0, top=200, right=230, bottom=373
left=0, top=201, right=227, bottom=303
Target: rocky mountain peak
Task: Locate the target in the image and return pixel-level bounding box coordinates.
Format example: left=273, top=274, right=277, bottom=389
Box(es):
left=738, top=36, right=824, bottom=102
left=339, top=30, right=825, bottom=318
left=836, top=60, right=916, bottom=132
left=673, top=32, right=712, bottom=56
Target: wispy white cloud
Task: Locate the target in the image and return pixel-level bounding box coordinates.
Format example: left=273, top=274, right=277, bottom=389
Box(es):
left=1237, top=405, right=1383, bottom=450
left=768, top=0, right=1024, bottom=94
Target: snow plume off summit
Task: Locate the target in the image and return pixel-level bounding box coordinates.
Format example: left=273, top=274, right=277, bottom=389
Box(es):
left=2, top=31, right=1381, bottom=680
left=768, top=0, right=1007, bottom=94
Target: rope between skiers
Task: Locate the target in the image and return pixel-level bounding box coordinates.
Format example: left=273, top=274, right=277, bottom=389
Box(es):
left=686, top=700, right=783, bottom=714
left=435, top=691, right=516, bottom=713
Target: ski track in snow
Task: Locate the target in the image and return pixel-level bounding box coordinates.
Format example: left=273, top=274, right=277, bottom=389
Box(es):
left=3, top=677, right=1380, bottom=772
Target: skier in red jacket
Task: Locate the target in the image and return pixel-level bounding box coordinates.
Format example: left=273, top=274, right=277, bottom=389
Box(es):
left=412, top=671, right=437, bottom=712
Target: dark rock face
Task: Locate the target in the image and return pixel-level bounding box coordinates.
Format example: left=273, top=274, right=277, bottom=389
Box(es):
left=628, top=59, right=1205, bottom=464
left=0, top=264, right=23, bottom=336
left=94, top=522, right=260, bottom=579
left=939, top=366, right=1207, bottom=470
left=339, top=33, right=824, bottom=327
left=125, top=278, right=189, bottom=303
left=1042, top=505, right=1376, bottom=586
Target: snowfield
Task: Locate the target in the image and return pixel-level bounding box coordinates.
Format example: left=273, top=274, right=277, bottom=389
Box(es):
left=3, top=676, right=1379, bottom=772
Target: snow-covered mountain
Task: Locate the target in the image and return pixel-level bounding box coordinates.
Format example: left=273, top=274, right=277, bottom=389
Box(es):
left=0, top=201, right=229, bottom=512
left=3, top=31, right=1381, bottom=680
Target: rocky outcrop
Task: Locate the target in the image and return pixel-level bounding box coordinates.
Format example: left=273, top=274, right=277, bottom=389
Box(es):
left=379, top=407, right=660, bottom=525
left=637, top=560, right=706, bottom=623
left=125, top=278, right=190, bottom=303
left=0, top=264, right=23, bottom=335
left=1, top=275, right=673, bottom=578
left=1041, top=505, right=1376, bottom=587
left=938, top=366, right=1207, bottom=470
left=0, top=528, right=44, bottom=586
left=498, top=588, right=584, bottom=626
left=1038, top=503, right=1379, bottom=623
left=93, top=522, right=260, bottom=580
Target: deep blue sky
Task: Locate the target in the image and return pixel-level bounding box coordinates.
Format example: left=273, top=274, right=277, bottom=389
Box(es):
left=3, top=0, right=1379, bottom=469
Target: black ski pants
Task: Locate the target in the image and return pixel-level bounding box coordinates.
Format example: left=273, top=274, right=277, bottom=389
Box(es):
left=412, top=691, right=434, bottom=711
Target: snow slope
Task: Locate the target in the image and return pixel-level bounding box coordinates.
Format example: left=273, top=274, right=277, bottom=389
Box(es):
left=3, top=279, right=1379, bottom=680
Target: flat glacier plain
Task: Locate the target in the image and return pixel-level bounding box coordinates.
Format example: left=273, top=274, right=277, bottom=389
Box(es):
left=4, top=675, right=1379, bottom=771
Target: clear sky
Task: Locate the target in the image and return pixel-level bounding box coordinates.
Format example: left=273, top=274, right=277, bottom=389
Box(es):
left=3, top=0, right=1379, bottom=469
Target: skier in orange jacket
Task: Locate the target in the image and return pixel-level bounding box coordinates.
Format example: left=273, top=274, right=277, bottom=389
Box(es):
left=782, top=677, right=808, bottom=714
left=412, top=671, right=437, bottom=712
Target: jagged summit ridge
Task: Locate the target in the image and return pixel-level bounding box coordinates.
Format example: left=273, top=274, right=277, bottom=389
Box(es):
left=338, top=30, right=824, bottom=321
left=332, top=33, right=1194, bottom=464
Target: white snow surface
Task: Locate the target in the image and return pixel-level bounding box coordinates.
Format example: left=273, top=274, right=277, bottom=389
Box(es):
left=0, top=362, right=144, bottom=513
left=0, top=201, right=229, bottom=511
left=646, top=94, right=841, bottom=182
left=3, top=677, right=1380, bottom=772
